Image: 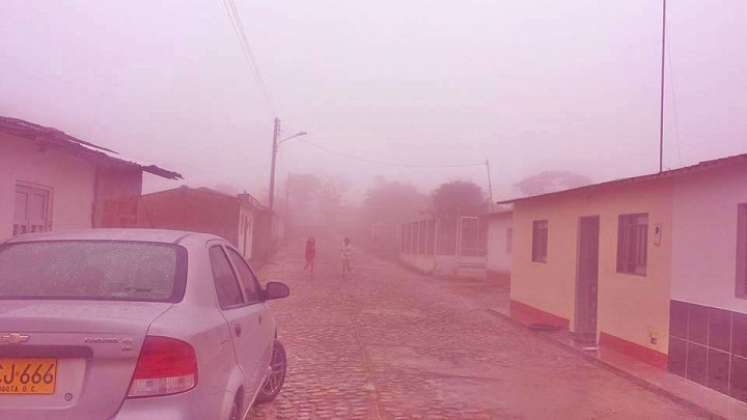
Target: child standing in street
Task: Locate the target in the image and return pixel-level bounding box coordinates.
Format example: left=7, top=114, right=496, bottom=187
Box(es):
left=341, top=237, right=352, bottom=278
left=304, top=237, right=316, bottom=277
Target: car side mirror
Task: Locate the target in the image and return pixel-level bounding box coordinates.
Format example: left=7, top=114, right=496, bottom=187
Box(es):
left=263, top=281, right=290, bottom=301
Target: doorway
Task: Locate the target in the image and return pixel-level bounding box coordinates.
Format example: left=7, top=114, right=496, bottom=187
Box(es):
left=575, top=216, right=600, bottom=345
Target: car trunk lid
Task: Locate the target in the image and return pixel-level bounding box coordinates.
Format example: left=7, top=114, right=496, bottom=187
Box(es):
left=0, top=300, right=172, bottom=419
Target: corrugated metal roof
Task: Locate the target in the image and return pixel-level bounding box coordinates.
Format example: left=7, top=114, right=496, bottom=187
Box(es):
left=497, top=152, right=747, bottom=205
left=0, top=115, right=182, bottom=180
left=142, top=186, right=267, bottom=210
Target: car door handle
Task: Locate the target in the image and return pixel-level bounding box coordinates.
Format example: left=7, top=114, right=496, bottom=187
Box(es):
left=233, top=324, right=242, bottom=337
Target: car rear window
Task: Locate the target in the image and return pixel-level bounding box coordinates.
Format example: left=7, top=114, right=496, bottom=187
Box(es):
left=0, top=241, right=187, bottom=302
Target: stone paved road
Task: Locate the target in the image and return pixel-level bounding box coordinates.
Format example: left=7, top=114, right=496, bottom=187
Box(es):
left=252, top=237, right=705, bottom=420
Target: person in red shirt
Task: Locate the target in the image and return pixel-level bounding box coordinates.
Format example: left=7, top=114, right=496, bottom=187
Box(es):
left=304, top=237, right=316, bottom=276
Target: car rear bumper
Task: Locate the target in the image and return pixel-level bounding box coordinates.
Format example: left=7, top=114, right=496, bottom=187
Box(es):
left=111, top=389, right=226, bottom=420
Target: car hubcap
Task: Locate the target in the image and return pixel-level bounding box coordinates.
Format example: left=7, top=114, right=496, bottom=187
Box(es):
left=263, top=343, right=286, bottom=395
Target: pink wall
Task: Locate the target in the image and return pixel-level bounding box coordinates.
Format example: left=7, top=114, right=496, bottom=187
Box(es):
left=0, top=133, right=96, bottom=240
left=93, top=166, right=143, bottom=227
left=139, top=188, right=241, bottom=245
left=672, top=162, right=747, bottom=313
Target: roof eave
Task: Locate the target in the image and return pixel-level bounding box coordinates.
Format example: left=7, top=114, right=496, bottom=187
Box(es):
left=141, top=165, right=183, bottom=180
left=0, top=115, right=183, bottom=180
left=496, top=152, right=747, bottom=205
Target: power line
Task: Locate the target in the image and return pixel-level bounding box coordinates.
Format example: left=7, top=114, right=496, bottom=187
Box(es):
left=220, top=0, right=275, bottom=113
left=298, top=139, right=485, bottom=169
left=658, top=0, right=666, bottom=172
left=666, top=19, right=682, bottom=167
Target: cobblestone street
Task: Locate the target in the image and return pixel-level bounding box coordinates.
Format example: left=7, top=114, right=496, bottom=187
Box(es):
left=253, top=237, right=705, bottom=420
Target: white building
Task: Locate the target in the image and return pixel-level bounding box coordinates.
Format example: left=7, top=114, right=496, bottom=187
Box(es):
left=483, top=209, right=513, bottom=283
left=668, top=155, right=747, bottom=399
left=399, top=216, right=486, bottom=278
left=0, top=116, right=180, bottom=241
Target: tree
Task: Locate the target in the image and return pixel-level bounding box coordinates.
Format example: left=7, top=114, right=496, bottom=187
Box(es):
left=285, top=174, right=322, bottom=205
left=360, top=180, right=429, bottom=225
left=514, top=170, right=592, bottom=196
left=317, top=176, right=348, bottom=227
left=431, top=180, right=485, bottom=217
left=284, top=173, right=323, bottom=227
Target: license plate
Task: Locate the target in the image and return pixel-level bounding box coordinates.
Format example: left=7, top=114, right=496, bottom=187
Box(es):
left=0, top=358, right=57, bottom=394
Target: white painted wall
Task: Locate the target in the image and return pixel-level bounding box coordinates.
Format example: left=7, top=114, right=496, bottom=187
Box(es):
left=671, top=162, right=747, bottom=313
left=486, top=212, right=513, bottom=274
left=0, top=134, right=96, bottom=241
left=237, top=206, right=255, bottom=259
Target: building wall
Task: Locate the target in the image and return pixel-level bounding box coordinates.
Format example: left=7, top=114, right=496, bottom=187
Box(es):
left=511, top=179, right=673, bottom=359
left=251, top=210, right=273, bottom=263
left=0, top=133, right=95, bottom=241
left=93, top=166, right=143, bottom=228
left=140, top=189, right=240, bottom=245
left=237, top=205, right=255, bottom=260
left=671, top=162, right=747, bottom=313
left=399, top=254, right=437, bottom=274
left=668, top=162, right=747, bottom=400
left=399, top=217, right=486, bottom=278
left=486, top=212, right=513, bottom=275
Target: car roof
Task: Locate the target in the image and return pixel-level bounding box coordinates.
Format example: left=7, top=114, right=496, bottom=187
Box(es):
left=3, top=228, right=226, bottom=246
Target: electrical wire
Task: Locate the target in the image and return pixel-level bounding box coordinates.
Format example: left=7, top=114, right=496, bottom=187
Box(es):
left=220, top=0, right=275, bottom=113
left=298, top=139, right=485, bottom=169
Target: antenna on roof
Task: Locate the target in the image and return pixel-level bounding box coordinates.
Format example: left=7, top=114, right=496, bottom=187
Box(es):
left=658, top=0, right=667, bottom=173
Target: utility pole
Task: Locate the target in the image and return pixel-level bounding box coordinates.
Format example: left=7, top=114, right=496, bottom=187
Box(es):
left=268, top=119, right=307, bottom=211
left=268, top=117, right=280, bottom=210
left=485, top=160, right=494, bottom=209
left=658, top=0, right=667, bottom=173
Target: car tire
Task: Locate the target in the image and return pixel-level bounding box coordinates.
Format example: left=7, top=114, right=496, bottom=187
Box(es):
left=229, top=393, right=242, bottom=420
left=255, top=341, right=287, bottom=404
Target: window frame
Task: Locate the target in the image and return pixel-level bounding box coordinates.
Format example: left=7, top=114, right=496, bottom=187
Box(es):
left=531, top=220, right=548, bottom=263
left=616, top=213, right=649, bottom=276
left=737, top=204, right=747, bottom=299
left=208, top=245, right=247, bottom=310
left=13, top=182, right=53, bottom=236
left=224, top=246, right=263, bottom=305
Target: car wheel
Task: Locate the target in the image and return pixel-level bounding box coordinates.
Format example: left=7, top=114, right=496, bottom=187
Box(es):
left=255, top=341, right=286, bottom=404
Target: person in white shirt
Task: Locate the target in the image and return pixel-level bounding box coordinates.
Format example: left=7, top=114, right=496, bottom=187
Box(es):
left=341, top=237, right=352, bottom=277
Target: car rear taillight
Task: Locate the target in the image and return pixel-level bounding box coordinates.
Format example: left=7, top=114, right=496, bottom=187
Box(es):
left=127, top=336, right=198, bottom=398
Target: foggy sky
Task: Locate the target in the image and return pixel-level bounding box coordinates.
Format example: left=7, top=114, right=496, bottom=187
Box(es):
left=1, top=0, right=746, bottom=203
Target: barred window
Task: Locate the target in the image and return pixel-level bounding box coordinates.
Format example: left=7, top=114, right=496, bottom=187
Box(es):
left=737, top=204, right=747, bottom=298
left=531, top=220, right=548, bottom=262
left=617, top=214, right=648, bottom=276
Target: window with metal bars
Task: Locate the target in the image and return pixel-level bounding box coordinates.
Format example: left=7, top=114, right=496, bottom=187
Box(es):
left=418, top=220, right=427, bottom=255
left=13, top=184, right=52, bottom=236
left=411, top=222, right=419, bottom=254
left=617, top=213, right=648, bottom=276
left=426, top=220, right=435, bottom=255
left=737, top=204, right=747, bottom=298
left=531, top=220, right=548, bottom=262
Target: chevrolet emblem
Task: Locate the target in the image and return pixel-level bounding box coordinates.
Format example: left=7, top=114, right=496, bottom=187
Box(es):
left=0, top=333, right=30, bottom=345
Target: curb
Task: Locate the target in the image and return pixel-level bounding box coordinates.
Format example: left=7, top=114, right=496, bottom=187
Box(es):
left=484, top=309, right=724, bottom=420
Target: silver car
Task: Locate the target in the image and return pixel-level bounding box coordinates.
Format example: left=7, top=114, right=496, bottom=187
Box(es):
left=0, top=229, right=289, bottom=420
